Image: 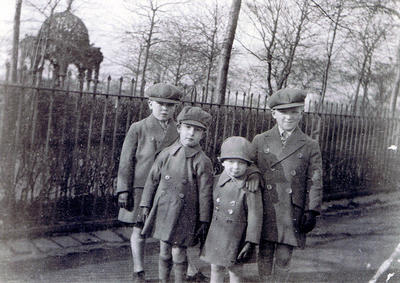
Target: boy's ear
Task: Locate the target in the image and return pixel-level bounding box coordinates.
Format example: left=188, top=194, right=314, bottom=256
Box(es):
left=201, top=130, right=206, bottom=140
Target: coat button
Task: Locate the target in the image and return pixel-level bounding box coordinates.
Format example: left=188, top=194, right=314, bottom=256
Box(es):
left=271, top=168, right=276, bottom=172
left=151, top=137, right=155, bottom=141
left=286, top=188, right=292, bottom=194
left=230, top=201, right=236, bottom=206
left=291, top=170, right=296, bottom=176
left=266, top=184, right=272, bottom=190
left=165, top=175, right=170, bottom=180
left=298, top=153, right=303, bottom=158
left=228, top=209, right=233, bottom=215
left=182, top=179, right=187, bottom=184
left=216, top=197, right=220, bottom=203
left=215, top=206, right=219, bottom=211
left=263, top=147, right=270, bottom=153
left=179, top=193, right=185, bottom=199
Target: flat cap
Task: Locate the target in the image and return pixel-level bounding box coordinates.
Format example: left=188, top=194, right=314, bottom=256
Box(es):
left=267, top=88, right=307, bottom=110
left=177, top=106, right=212, bottom=129
left=146, top=83, right=182, bottom=104
left=219, top=136, right=255, bottom=163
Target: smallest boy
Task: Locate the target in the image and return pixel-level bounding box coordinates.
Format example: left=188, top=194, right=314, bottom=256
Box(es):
left=201, top=136, right=263, bottom=283
left=140, top=106, right=213, bottom=283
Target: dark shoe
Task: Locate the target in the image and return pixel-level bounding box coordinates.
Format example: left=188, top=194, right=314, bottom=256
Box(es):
left=186, top=271, right=209, bottom=282
left=133, top=271, right=146, bottom=283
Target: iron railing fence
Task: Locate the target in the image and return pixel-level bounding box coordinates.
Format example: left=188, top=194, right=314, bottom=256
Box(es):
left=0, top=76, right=399, bottom=237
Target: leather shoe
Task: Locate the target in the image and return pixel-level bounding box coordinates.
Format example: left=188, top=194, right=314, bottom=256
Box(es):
left=133, top=271, right=146, bottom=283
left=186, top=271, right=209, bottom=282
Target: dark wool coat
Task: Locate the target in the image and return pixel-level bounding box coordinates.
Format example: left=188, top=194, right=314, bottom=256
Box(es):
left=140, top=141, right=213, bottom=247
left=116, top=114, right=178, bottom=223
left=200, top=170, right=263, bottom=267
left=252, top=125, right=323, bottom=249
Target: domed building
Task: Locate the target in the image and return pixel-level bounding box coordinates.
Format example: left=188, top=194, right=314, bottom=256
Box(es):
left=23, top=5, right=103, bottom=86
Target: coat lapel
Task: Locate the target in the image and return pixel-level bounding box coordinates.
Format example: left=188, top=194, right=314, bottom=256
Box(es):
left=275, top=128, right=306, bottom=166
left=269, top=126, right=306, bottom=168
left=146, top=115, right=178, bottom=155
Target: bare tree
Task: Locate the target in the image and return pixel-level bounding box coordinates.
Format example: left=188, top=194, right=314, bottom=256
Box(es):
left=242, top=0, right=313, bottom=95
left=350, top=4, right=393, bottom=114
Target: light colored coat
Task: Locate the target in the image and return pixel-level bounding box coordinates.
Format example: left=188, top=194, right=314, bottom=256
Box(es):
left=116, top=114, right=178, bottom=223
left=200, top=170, right=263, bottom=267
left=140, top=141, right=213, bottom=247
left=252, top=125, right=322, bottom=248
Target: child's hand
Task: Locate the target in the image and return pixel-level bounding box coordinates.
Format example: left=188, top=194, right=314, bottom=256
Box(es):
left=237, top=242, right=255, bottom=263
left=141, top=207, right=150, bottom=222
left=246, top=173, right=260, bottom=192
left=118, top=192, right=129, bottom=208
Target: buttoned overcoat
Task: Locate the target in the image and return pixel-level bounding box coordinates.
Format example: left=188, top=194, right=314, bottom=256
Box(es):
left=116, top=114, right=178, bottom=223
left=252, top=125, right=322, bottom=249
left=200, top=170, right=263, bottom=267
left=140, top=141, right=213, bottom=247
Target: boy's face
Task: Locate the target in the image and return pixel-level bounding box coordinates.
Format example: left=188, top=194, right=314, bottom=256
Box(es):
left=271, top=106, right=303, bottom=131
left=148, top=100, right=177, bottom=121
left=222, top=158, right=249, bottom=178
left=177, top=123, right=204, bottom=147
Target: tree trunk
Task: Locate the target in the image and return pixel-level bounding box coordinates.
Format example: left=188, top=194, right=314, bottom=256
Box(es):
left=1, top=0, right=23, bottom=228
left=140, top=9, right=156, bottom=96
left=353, top=53, right=368, bottom=115
left=390, top=41, right=400, bottom=117
left=134, top=45, right=143, bottom=97
left=320, top=2, right=342, bottom=106
left=11, top=0, right=23, bottom=83
left=205, top=24, right=217, bottom=97
left=215, top=0, right=242, bottom=105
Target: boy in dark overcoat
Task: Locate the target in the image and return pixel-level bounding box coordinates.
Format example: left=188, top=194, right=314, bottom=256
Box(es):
left=140, top=106, right=214, bottom=283
left=115, top=83, right=181, bottom=282
left=200, top=136, right=263, bottom=283
left=252, top=88, right=323, bottom=282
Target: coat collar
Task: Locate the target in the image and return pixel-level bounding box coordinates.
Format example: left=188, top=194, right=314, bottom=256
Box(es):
left=170, top=140, right=202, bottom=158
left=217, top=170, right=247, bottom=188
left=264, top=125, right=306, bottom=167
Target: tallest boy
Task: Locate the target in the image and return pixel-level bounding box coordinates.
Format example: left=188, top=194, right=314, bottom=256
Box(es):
left=252, top=88, right=323, bottom=282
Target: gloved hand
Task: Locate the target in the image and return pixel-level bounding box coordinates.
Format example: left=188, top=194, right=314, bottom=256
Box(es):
left=118, top=192, right=129, bottom=208
left=237, top=242, right=255, bottom=263
left=245, top=173, right=260, bottom=192
left=300, top=210, right=318, bottom=233
left=195, top=222, right=209, bottom=249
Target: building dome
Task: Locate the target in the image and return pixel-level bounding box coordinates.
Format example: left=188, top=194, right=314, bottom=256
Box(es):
left=38, top=10, right=90, bottom=62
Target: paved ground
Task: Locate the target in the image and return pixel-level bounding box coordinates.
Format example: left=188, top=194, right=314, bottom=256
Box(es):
left=1, top=190, right=400, bottom=282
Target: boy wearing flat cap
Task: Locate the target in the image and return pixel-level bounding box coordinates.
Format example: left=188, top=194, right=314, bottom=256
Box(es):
left=140, top=106, right=214, bottom=283
left=200, top=136, right=263, bottom=283
left=252, top=88, right=323, bottom=282
left=116, top=83, right=182, bottom=282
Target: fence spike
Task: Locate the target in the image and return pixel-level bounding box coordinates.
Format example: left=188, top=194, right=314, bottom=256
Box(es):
left=130, top=78, right=135, bottom=96
left=235, top=91, right=239, bottom=106
left=227, top=90, right=231, bottom=106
